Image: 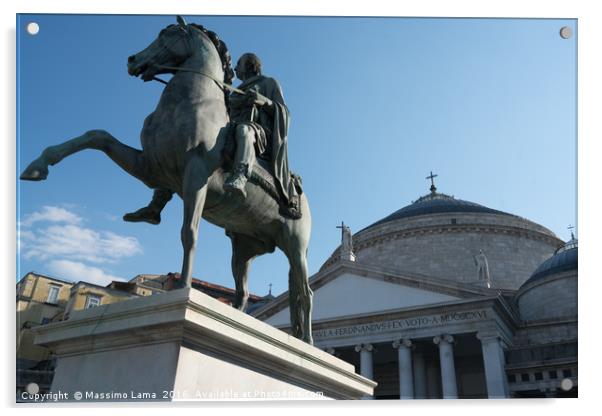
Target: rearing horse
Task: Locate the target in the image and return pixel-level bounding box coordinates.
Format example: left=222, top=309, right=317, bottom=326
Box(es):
left=20, top=17, right=314, bottom=344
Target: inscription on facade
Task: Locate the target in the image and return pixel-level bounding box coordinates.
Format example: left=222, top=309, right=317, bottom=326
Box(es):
left=313, top=309, right=488, bottom=339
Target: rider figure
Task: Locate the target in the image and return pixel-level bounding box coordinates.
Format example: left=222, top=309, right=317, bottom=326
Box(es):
left=123, top=53, right=300, bottom=225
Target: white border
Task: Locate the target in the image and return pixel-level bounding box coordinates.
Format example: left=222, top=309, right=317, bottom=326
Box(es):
left=3, top=1, right=599, bottom=415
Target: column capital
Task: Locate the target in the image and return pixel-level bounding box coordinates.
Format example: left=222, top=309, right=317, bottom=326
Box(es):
left=355, top=343, right=374, bottom=353
left=435, top=334, right=458, bottom=398
left=433, top=334, right=454, bottom=345
left=479, top=331, right=510, bottom=398
left=392, top=339, right=413, bottom=349
left=476, top=331, right=501, bottom=343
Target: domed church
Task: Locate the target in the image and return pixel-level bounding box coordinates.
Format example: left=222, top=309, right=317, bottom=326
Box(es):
left=253, top=181, right=578, bottom=399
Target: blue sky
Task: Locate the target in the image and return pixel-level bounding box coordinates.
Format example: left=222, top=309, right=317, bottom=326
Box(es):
left=17, top=14, right=576, bottom=296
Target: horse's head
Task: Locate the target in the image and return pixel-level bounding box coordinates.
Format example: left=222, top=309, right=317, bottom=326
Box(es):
left=128, top=16, right=233, bottom=86
left=127, top=16, right=196, bottom=82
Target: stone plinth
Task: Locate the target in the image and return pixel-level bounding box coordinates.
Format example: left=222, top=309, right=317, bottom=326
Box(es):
left=34, top=288, right=376, bottom=401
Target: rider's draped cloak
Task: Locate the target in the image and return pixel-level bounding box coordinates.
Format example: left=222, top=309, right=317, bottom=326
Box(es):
left=230, top=74, right=293, bottom=203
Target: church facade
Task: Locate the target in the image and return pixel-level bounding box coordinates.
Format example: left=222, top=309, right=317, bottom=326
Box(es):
left=253, top=185, right=578, bottom=399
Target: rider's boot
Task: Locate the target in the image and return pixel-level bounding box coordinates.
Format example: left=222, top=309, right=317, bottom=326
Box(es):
left=279, top=195, right=302, bottom=219
left=224, top=163, right=250, bottom=199
left=278, top=175, right=303, bottom=219
left=123, top=188, right=173, bottom=225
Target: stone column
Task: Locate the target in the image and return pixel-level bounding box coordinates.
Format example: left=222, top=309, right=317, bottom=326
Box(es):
left=477, top=332, right=510, bottom=398
left=393, top=339, right=414, bottom=399
left=412, top=350, right=427, bottom=399
left=433, top=335, right=458, bottom=399
left=354, top=344, right=374, bottom=379
left=355, top=343, right=375, bottom=400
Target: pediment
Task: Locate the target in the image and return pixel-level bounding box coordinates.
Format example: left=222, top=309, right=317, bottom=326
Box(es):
left=263, top=270, right=462, bottom=327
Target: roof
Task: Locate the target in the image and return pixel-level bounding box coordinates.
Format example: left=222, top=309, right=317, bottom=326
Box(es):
left=523, top=244, right=578, bottom=286
left=17, top=272, right=74, bottom=286
left=362, top=191, right=516, bottom=232
left=191, top=277, right=264, bottom=302
left=252, top=259, right=498, bottom=321
left=131, top=273, right=266, bottom=302
left=70, top=280, right=139, bottom=298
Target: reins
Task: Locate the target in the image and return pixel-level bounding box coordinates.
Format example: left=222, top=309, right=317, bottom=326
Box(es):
left=152, top=64, right=245, bottom=95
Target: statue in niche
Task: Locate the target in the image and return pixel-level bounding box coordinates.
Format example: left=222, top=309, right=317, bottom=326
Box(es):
left=473, top=249, right=492, bottom=288
left=337, top=222, right=356, bottom=261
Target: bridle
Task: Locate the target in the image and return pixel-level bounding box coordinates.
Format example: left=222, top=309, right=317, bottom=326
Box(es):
left=147, top=26, right=192, bottom=73
left=153, top=64, right=244, bottom=95
left=147, top=25, right=244, bottom=95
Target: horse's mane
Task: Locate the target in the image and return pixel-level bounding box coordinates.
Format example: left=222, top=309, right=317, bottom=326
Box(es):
left=188, top=24, right=234, bottom=86
left=184, top=23, right=234, bottom=109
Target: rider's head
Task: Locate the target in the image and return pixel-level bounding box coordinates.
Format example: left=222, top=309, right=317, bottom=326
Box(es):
left=235, top=53, right=262, bottom=80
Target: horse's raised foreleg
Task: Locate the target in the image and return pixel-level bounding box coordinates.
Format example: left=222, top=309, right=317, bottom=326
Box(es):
left=20, top=130, right=153, bottom=188
left=179, top=156, right=208, bottom=288
left=228, top=232, right=272, bottom=311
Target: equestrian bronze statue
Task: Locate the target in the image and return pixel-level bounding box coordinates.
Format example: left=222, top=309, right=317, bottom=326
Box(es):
left=20, top=16, right=314, bottom=344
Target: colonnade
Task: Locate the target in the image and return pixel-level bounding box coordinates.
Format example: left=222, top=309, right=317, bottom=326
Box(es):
left=327, top=331, right=509, bottom=399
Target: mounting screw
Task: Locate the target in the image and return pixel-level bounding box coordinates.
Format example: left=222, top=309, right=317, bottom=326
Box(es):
left=559, top=26, right=572, bottom=39
left=26, top=22, right=40, bottom=35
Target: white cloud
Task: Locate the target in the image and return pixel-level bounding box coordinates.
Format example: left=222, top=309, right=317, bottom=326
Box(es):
left=48, top=260, right=125, bottom=286
left=21, top=224, right=142, bottom=263
left=97, top=231, right=143, bottom=261
left=20, top=206, right=82, bottom=227
left=19, top=205, right=143, bottom=285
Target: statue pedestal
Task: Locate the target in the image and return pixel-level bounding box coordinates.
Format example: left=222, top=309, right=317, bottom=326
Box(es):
left=34, top=288, right=375, bottom=401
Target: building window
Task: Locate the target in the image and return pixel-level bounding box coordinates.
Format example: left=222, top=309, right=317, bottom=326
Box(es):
left=85, top=294, right=102, bottom=309
left=535, top=372, right=543, bottom=381
left=563, top=369, right=572, bottom=378
left=549, top=370, right=558, bottom=379
left=521, top=373, right=530, bottom=382
left=507, top=374, right=516, bottom=383
left=451, top=218, right=457, bottom=224
left=47, top=285, right=60, bottom=304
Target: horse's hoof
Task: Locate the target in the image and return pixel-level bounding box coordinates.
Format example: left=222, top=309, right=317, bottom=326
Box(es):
left=123, top=207, right=161, bottom=225
left=171, top=280, right=188, bottom=290
left=232, top=302, right=247, bottom=312
left=20, top=160, right=49, bottom=181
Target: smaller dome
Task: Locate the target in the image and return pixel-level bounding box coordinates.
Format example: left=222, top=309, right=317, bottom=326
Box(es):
left=516, top=238, right=578, bottom=322
left=523, top=241, right=578, bottom=286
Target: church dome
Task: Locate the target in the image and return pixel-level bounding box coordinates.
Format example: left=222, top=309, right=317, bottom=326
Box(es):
left=321, top=185, right=564, bottom=291
left=364, top=192, right=515, bottom=231
left=515, top=238, right=578, bottom=321
left=525, top=241, right=578, bottom=285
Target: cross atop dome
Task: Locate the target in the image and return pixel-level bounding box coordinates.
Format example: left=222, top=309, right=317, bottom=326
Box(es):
left=556, top=224, right=578, bottom=253
left=336, top=221, right=349, bottom=240
left=426, top=171, right=438, bottom=193
left=567, top=224, right=575, bottom=240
